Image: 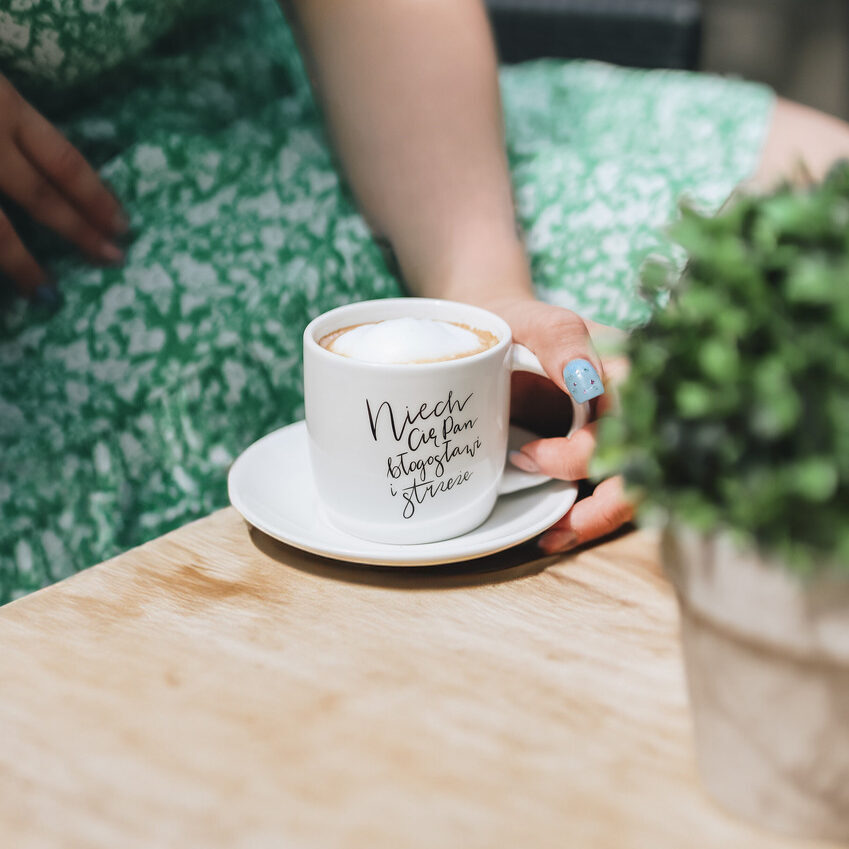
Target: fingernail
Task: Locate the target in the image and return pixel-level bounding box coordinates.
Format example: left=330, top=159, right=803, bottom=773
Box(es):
left=112, top=210, right=131, bottom=235
left=33, top=283, right=63, bottom=310
left=99, top=241, right=124, bottom=263
left=563, top=358, right=605, bottom=403
left=539, top=529, right=578, bottom=554
left=508, top=450, right=540, bottom=474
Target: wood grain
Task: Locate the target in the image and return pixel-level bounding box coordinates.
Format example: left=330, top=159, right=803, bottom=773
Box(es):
left=0, top=508, right=839, bottom=849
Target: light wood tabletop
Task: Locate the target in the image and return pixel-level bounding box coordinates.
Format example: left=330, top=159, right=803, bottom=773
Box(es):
left=0, top=508, right=839, bottom=849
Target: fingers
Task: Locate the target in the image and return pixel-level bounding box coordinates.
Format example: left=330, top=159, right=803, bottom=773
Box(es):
left=1, top=146, right=123, bottom=264
left=538, top=476, right=634, bottom=554
left=16, top=99, right=128, bottom=238
left=0, top=78, right=127, bottom=293
left=502, top=300, right=606, bottom=404
left=0, top=209, right=48, bottom=295
left=509, top=423, right=598, bottom=481
left=499, top=304, right=632, bottom=555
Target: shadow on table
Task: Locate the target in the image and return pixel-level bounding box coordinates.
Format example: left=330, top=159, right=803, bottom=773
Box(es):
left=247, top=526, right=563, bottom=591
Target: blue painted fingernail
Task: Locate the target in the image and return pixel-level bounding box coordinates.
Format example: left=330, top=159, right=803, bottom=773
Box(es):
left=563, top=358, right=604, bottom=403
left=33, top=284, right=63, bottom=310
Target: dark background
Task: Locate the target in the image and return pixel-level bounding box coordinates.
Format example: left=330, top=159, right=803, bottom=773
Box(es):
left=486, top=0, right=849, bottom=120
left=701, top=0, right=848, bottom=120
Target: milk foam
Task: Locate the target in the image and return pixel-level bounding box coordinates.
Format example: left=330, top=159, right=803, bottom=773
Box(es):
left=328, top=318, right=487, bottom=364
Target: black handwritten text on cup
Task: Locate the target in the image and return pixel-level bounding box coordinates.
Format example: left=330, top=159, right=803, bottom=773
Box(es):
left=366, top=391, right=481, bottom=519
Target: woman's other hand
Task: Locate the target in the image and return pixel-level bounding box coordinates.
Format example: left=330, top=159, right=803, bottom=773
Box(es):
left=0, top=75, right=127, bottom=298
left=491, top=296, right=634, bottom=554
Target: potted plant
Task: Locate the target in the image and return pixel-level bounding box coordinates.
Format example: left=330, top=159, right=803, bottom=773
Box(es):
left=597, top=162, right=849, bottom=841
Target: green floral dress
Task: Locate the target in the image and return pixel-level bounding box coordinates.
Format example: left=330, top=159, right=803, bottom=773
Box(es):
left=0, top=0, right=773, bottom=603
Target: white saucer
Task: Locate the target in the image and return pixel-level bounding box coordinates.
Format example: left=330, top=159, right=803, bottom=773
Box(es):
left=228, top=421, right=577, bottom=567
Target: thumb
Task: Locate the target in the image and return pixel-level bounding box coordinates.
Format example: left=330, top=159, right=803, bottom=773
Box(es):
left=502, top=300, right=606, bottom=404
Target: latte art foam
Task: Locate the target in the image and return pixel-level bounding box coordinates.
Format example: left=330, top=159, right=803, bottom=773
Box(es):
left=319, top=317, right=498, bottom=364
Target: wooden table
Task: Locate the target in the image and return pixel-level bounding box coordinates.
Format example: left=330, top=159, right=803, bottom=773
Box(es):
left=0, top=508, right=838, bottom=849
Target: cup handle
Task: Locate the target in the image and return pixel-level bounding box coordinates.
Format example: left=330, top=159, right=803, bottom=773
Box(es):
left=496, top=343, right=590, bottom=496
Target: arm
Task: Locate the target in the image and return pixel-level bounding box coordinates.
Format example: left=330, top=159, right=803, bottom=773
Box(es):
left=286, top=0, right=632, bottom=551
left=753, top=98, right=849, bottom=189
left=285, top=0, right=529, bottom=309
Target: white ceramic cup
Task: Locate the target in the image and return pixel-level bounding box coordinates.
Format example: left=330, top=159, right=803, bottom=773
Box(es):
left=303, top=298, right=589, bottom=544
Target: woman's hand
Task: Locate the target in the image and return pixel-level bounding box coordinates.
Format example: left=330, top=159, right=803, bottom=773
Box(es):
left=287, top=0, right=633, bottom=551
left=488, top=296, right=634, bottom=554
left=0, top=75, right=127, bottom=298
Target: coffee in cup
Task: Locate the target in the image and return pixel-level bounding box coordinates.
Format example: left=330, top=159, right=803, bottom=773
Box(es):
left=318, top=317, right=499, bottom=364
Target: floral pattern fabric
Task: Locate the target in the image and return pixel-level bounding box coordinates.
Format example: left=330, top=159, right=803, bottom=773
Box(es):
left=0, top=0, right=774, bottom=602
left=1, top=0, right=214, bottom=90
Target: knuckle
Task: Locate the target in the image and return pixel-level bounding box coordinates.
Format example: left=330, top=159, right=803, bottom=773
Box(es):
left=29, top=177, right=56, bottom=214
left=0, top=213, right=15, bottom=243
left=552, top=305, right=587, bottom=334
left=535, top=442, right=581, bottom=481
left=557, top=455, right=584, bottom=482
left=599, top=503, right=622, bottom=530
left=538, top=307, right=580, bottom=340
left=75, top=223, right=103, bottom=254
left=519, top=305, right=581, bottom=350
left=559, top=432, right=594, bottom=479
left=50, top=141, right=85, bottom=184
left=600, top=493, right=632, bottom=529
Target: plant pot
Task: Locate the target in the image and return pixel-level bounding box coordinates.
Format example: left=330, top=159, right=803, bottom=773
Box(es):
left=662, top=525, right=849, bottom=842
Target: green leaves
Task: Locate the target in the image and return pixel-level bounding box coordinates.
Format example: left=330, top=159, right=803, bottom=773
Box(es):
left=751, top=357, right=800, bottom=438
left=595, top=162, right=849, bottom=575
left=784, top=257, right=837, bottom=304
left=698, top=340, right=740, bottom=382
left=675, top=382, right=714, bottom=418
left=788, top=458, right=837, bottom=502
